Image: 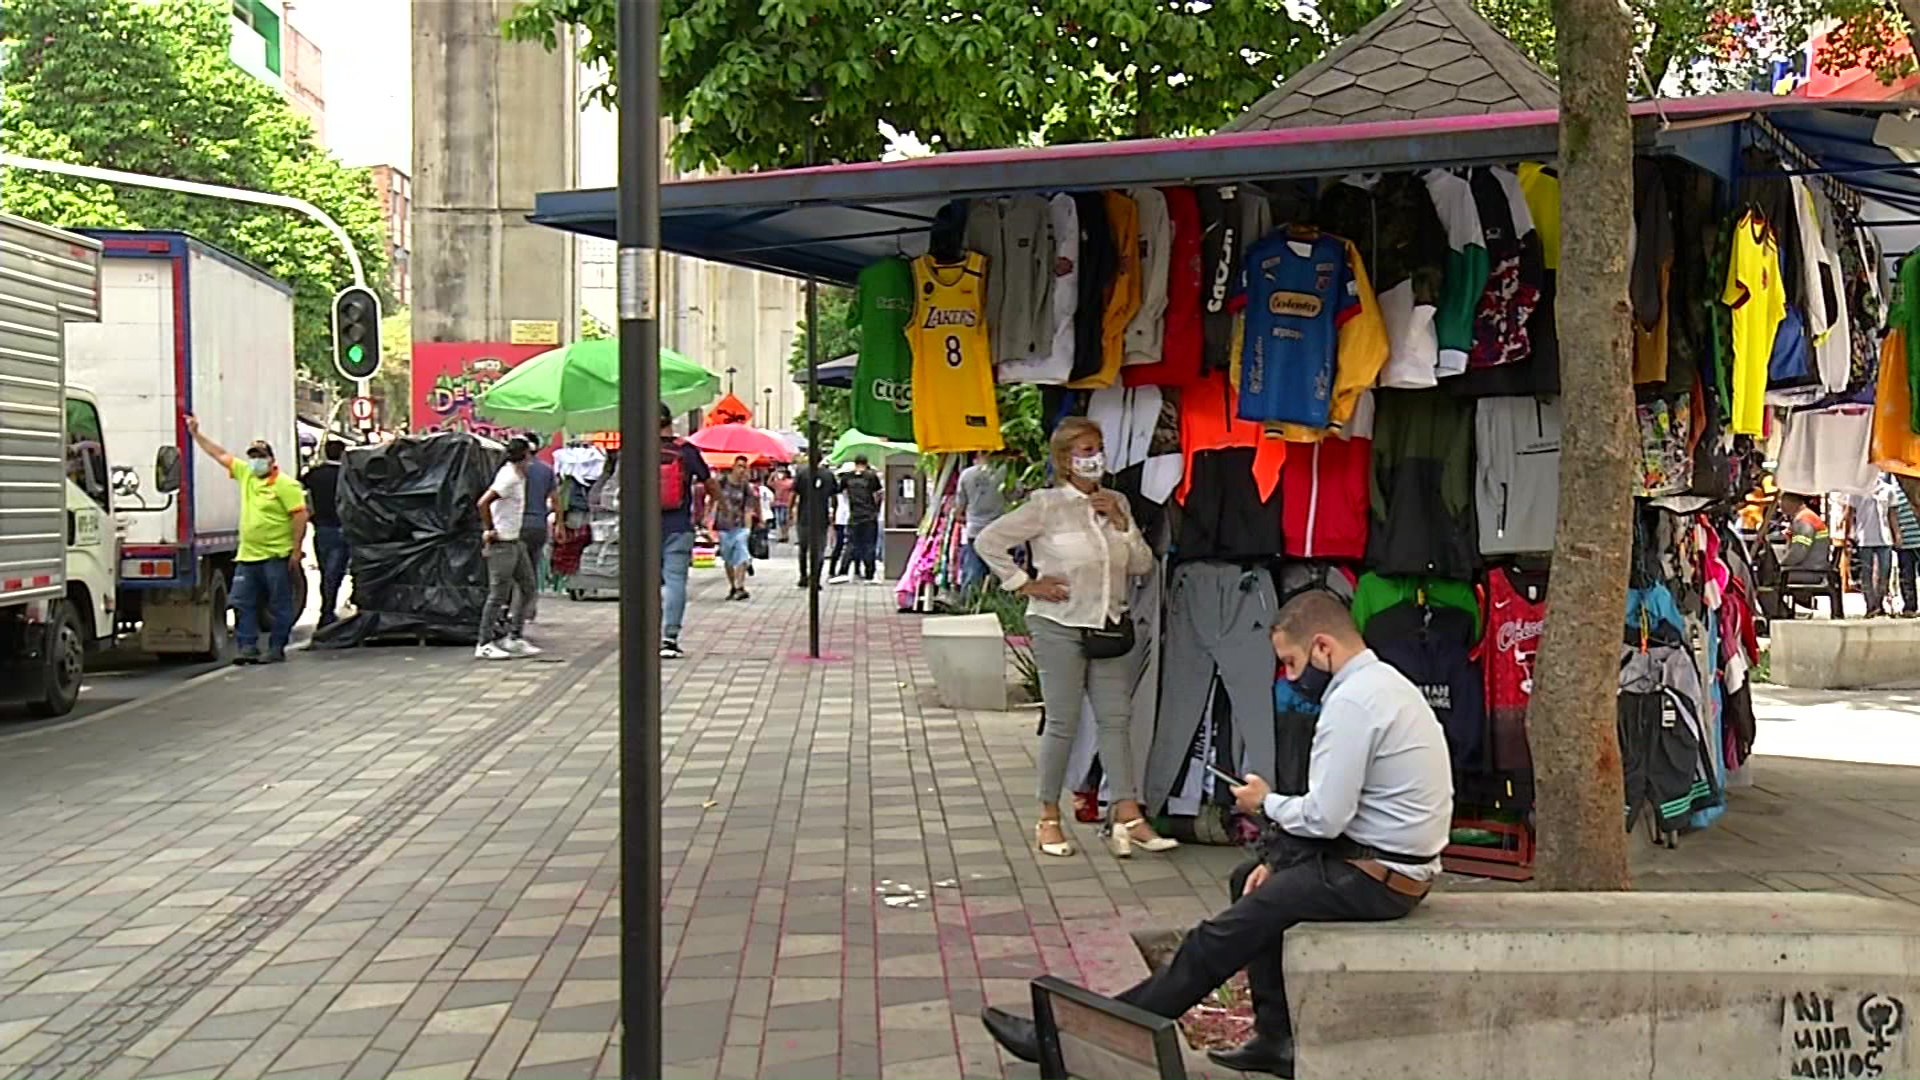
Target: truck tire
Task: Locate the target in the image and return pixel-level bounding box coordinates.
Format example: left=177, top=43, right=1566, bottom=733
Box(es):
left=194, top=572, right=235, bottom=663
left=27, top=602, right=84, bottom=718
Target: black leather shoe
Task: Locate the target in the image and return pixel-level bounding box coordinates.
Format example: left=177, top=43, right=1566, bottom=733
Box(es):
left=980, top=1006, right=1041, bottom=1063
left=1206, top=1034, right=1296, bottom=1077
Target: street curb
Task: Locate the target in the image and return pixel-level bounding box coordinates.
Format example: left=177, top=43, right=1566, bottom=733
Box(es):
left=0, top=659, right=241, bottom=745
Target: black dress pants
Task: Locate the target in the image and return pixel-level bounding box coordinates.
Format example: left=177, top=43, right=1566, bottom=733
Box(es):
left=1116, top=855, right=1417, bottom=1041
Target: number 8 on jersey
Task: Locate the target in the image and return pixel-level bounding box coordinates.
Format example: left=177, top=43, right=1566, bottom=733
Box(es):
left=909, top=251, right=1002, bottom=452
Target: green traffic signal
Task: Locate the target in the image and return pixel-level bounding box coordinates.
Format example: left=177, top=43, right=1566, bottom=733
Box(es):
left=348, top=344, right=365, bottom=362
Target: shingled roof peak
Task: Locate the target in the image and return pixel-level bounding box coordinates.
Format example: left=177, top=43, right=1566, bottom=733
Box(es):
left=1220, top=0, right=1557, bottom=133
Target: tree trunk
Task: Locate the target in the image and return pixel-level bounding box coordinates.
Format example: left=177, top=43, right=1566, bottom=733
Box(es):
left=1529, top=0, right=1635, bottom=891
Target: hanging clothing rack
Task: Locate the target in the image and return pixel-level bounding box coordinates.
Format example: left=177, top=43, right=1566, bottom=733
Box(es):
left=1748, top=113, right=1863, bottom=217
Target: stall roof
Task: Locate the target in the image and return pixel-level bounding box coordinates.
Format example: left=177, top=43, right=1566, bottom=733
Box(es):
left=532, top=94, right=1910, bottom=285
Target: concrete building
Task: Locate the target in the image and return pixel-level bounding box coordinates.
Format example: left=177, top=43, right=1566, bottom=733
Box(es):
left=224, top=0, right=285, bottom=86
left=368, top=164, right=411, bottom=306
left=411, top=0, right=577, bottom=345
left=576, top=108, right=804, bottom=430
left=279, top=12, right=326, bottom=142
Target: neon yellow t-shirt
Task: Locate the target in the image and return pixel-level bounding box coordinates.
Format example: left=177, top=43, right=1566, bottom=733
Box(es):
left=1722, top=212, right=1786, bottom=437
left=230, top=458, right=308, bottom=561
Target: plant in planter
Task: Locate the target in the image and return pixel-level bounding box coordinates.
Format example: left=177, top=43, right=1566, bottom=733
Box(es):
left=963, top=584, right=1041, bottom=703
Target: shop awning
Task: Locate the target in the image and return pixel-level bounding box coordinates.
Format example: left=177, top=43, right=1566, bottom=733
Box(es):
left=531, top=93, right=1911, bottom=285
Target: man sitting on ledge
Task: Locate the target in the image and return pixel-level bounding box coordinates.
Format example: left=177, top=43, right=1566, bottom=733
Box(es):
left=981, top=590, right=1455, bottom=1077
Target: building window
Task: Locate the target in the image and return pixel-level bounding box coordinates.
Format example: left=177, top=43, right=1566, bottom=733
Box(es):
left=231, top=0, right=282, bottom=75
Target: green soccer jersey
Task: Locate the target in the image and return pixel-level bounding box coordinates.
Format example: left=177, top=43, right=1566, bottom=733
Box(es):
left=850, top=258, right=916, bottom=441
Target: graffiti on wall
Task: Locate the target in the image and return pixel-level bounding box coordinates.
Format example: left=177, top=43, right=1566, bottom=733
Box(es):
left=1780, top=991, right=1907, bottom=1079
left=410, top=342, right=550, bottom=442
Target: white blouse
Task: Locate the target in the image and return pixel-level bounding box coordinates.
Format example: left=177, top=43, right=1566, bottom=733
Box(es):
left=974, top=485, right=1155, bottom=630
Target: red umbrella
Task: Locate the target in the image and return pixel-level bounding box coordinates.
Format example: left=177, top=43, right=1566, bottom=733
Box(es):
left=688, top=422, right=793, bottom=467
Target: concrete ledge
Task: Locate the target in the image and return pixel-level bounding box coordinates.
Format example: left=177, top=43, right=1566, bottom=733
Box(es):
left=1288, top=892, right=1920, bottom=1079
left=1771, top=618, right=1920, bottom=689
left=921, top=614, right=1007, bottom=711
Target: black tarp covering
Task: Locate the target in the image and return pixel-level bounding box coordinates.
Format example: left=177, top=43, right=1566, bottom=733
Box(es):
left=310, top=432, right=503, bottom=647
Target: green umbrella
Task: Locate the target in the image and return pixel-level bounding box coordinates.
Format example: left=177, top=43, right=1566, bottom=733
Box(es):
left=474, top=339, right=720, bottom=431
left=828, top=428, right=917, bottom=466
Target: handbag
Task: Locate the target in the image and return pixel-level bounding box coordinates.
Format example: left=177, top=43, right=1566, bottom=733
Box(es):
left=748, top=527, right=770, bottom=560
left=1079, top=615, right=1135, bottom=659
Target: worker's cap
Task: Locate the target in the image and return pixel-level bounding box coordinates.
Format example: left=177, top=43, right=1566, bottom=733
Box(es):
left=246, top=440, right=275, bottom=459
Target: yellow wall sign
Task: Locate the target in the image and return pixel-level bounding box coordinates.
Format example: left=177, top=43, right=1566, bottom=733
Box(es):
left=509, top=319, right=561, bottom=346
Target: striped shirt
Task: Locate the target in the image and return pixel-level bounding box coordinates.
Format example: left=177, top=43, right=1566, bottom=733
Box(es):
left=1892, top=484, right=1920, bottom=551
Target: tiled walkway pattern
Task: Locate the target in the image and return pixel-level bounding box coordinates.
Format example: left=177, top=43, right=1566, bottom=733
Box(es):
left=0, top=553, right=1915, bottom=1078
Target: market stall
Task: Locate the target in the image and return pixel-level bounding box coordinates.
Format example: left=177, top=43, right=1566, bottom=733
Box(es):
left=531, top=0, right=1920, bottom=875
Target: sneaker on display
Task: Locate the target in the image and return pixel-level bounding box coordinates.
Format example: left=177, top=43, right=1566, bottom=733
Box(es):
left=475, top=642, right=513, bottom=661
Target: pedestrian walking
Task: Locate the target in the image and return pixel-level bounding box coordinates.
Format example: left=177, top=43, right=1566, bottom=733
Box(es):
left=660, top=404, right=718, bottom=658
left=840, top=455, right=884, bottom=584
left=826, top=474, right=852, bottom=583
left=516, top=438, right=562, bottom=624
left=981, top=591, right=1452, bottom=1080
left=1889, top=477, right=1920, bottom=616
left=301, top=438, right=349, bottom=629
left=973, top=417, right=1176, bottom=859
left=708, top=455, right=760, bottom=602
left=770, top=466, right=794, bottom=542
left=1843, top=481, right=1895, bottom=617
left=792, top=460, right=838, bottom=588
left=955, top=449, right=1010, bottom=592
left=185, top=416, right=307, bottom=665
left=474, top=440, right=542, bottom=661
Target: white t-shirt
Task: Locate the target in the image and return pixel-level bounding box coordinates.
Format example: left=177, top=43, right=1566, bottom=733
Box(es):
left=758, top=484, right=776, bottom=523
left=487, top=464, right=527, bottom=541
left=1000, top=193, right=1079, bottom=386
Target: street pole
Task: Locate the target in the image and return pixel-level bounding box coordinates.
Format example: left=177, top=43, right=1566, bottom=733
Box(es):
left=615, top=1, right=663, bottom=1078
left=804, top=118, right=822, bottom=660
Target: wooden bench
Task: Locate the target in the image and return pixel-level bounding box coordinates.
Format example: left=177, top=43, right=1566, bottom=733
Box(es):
left=1286, top=891, right=1920, bottom=1078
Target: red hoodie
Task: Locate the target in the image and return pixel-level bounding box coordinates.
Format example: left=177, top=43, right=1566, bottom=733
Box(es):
left=1280, top=433, right=1370, bottom=560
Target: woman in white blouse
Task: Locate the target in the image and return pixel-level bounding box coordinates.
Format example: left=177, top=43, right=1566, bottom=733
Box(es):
left=975, top=417, right=1178, bottom=860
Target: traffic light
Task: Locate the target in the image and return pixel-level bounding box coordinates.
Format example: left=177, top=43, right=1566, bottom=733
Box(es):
left=331, top=285, right=382, bottom=382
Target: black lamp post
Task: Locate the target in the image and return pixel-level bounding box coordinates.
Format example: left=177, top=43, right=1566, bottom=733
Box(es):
left=615, top=1, right=662, bottom=1077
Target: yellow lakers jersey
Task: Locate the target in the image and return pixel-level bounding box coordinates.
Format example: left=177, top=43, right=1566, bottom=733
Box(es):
left=909, top=252, right=1003, bottom=453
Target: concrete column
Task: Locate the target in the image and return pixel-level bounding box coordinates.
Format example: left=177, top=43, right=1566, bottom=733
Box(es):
left=411, top=0, right=577, bottom=343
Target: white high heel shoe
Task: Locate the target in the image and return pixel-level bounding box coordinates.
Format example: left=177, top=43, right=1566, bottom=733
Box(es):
left=1119, top=818, right=1180, bottom=853
left=1036, top=818, right=1075, bottom=858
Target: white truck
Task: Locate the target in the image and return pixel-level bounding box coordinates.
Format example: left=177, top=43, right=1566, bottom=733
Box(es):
left=0, top=215, right=109, bottom=716
left=67, top=230, right=297, bottom=664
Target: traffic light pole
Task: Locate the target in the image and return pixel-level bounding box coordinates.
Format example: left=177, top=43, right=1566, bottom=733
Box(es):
left=4, top=154, right=378, bottom=416
left=614, top=1, right=664, bottom=1077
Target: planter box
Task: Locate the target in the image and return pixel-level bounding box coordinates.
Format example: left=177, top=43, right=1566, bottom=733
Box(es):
left=921, top=614, right=1007, bottom=711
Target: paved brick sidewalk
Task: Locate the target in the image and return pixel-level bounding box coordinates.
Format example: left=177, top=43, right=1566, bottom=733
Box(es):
left=0, top=549, right=1917, bottom=1079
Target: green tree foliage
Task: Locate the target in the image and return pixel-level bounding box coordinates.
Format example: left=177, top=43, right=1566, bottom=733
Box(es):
left=0, top=0, right=388, bottom=391
left=1472, top=0, right=1914, bottom=90
left=504, top=0, right=1359, bottom=171
left=377, top=307, right=412, bottom=428
left=788, top=286, right=858, bottom=447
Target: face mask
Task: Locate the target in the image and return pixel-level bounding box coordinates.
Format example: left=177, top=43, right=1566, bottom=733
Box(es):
left=1288, top=646, right=1334, bottom=704
left=248, top=457, right=272, bottom=478
left=1069, top=452, right=1106, bottom=479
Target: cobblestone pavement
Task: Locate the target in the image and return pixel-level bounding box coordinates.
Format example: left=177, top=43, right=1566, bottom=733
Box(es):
left=0, top=551, right=1916, bottom=1079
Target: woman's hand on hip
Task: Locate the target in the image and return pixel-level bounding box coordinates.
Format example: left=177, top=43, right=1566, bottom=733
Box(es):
left=1022, top=576, right=1071, bottom=603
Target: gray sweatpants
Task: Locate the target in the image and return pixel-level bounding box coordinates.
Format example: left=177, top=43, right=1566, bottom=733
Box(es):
left=480, top=539, right=535, bottom=643
left=1143, top=563, right=1279, bottom=813
left=1029, top=615, right=1138, bottom=805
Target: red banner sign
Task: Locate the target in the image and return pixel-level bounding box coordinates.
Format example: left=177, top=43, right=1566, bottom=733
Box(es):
left=410, top=342, right=550, bottom=441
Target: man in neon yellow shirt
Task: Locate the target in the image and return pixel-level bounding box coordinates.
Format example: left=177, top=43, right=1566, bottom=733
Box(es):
left=185, top=416, right=308, bottom=664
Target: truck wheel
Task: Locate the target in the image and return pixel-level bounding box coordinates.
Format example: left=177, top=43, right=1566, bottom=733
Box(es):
left=27, top=603, right=84, bottom=718
left=195, top=572, right=235, bottom=663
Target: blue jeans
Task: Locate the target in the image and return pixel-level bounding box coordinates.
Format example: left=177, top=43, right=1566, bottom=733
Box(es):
left=231, top=557, right=293, bottom=655
left=961, top=540, right=990, bottom=592
left=662, top=530, right=694, bottom=643
left=314, top=525, right=350, bottom=623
